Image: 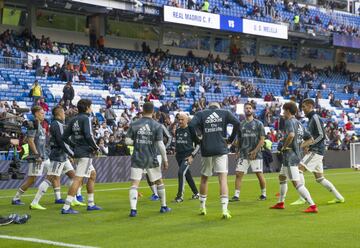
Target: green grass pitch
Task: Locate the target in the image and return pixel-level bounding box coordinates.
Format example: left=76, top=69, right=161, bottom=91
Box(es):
left=0, top=168, right=359, bottom=248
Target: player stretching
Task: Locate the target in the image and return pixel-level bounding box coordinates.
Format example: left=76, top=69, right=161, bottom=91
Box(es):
left=12, top=106, right=51, bottom=205
left=61, top=99, right=102, bottom=214
left=291, top=99, right=344, bottom=205
left=270, top=102, right=318, bottom=213
left=190, top=102, right=240, bottom=219
left=230, top=103, right=267, bottom=202
left=174, top=112, right=200, bottom=203
left=126, top=102, right=171, bottom=217
left=30, top=106, right=85, bottom=210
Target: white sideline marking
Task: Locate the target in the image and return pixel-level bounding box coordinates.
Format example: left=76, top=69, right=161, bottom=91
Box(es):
left=0, top=171, right=356, bottom=199
left=0, top=235, right=99, bottom=248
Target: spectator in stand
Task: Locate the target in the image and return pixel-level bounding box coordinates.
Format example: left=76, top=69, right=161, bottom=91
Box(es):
left=223, top=0, right=230, bottom=8
left=80, top=59, right=87, bottom=73
left=105, top=104, right=117, bottom=127
left=97, top=138, right=108, bottom=156
left=37, top=97, right=49, bottom=112
left=214, top=84, right=222, bottom=93
left=97, top=36, right=105, bottom=51
left=201, top=0, right=210, bottom=12
left=264, top=92, right=272, bottom=102
left=62, top=81, right=74, bottom=106
left=30, top=80, right=42, bottom=104
left=344, top=120, right=354, bottom=131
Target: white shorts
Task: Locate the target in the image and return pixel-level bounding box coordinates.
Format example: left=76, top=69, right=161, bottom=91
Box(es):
left=47, top=160, right=74, bottom=177
left=236, top=159, right=263, bottom=173
left=75, top=158, right=95, bottom=178
left=300, top=153, right=324, bottom=173
left=201, top=155, right=228, bottom=177
left=130, top=166, right=162, bottom=182
left=28, top=159, right=50, bottom=177
left=279, top=166, right=300, bottom=181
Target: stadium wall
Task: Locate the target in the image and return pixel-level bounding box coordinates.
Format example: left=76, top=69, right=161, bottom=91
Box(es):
left=0, top=151, right=351, bottom=189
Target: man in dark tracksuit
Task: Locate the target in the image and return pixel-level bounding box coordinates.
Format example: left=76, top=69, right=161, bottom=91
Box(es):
left=291, top=98, right=345, bottom=205
left=174, top=112, right=200, bottom=203
left=190, top=102, right=240, bottom=219
left=61, top=99, right=101, bottom=214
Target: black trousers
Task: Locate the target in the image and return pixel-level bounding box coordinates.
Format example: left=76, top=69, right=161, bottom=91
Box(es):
left=176, top=156, right=198, bottom=198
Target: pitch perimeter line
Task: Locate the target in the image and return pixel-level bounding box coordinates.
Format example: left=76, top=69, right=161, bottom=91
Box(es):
left=0, top=235, right=99, bottom=248
left=0, top=171, right=356, bottom=199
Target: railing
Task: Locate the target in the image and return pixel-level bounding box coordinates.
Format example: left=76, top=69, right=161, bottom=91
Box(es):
left=0, top=56, right=28, bottom=69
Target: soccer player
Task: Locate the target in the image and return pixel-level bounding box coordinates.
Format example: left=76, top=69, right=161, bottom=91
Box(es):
left=190, top=102, right=240, bottom=219
left=146, top=124, right=172, bottom=201
left=12, top=106, right=51, bottom=205
left=230, top=103, right=267, bottom=202
left=174, top=112, right=200, bottom=203
left=291, top=98, right=345, bottom=205
left=270, top=102, right=318, bottom=213
left=29, top=106, right=85, bottom=210
left=126, top=102, right=171, bottom=217
left=61, top=99, right=102, bottom=214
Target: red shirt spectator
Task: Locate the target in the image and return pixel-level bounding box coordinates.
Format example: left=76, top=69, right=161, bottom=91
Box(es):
left=345, top=121, right=354, bottom=131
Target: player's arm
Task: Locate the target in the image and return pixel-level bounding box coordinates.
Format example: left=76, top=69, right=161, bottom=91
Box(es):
left=27, top=123, right=42, bottom=163
left=189, top=112, right=203, bottom=139
left=125, top=124, right=134, bottom=145
left=62, top=120, right=75, bottom=147
left=155, top=124, right=168, bottom=170
left=282, top=120, right=295, bottom=151
left=227, top=111, right=240, bottom=144
left=83, top=117, right=99, bottom=151
left=310, top=115, right=324, bottom=146
left=53, top=122, right=74, bottom=157
left=162, top=125, right=172, bottom=149
left=301, top=128, right=314, bottom=149
left=249, top=123, right=266, bottom=160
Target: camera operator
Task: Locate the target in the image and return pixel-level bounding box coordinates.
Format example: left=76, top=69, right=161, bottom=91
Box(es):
left=0, top=136, right=19, bottom=148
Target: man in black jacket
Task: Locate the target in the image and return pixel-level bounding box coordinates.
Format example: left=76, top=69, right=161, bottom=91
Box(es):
left=61, top=99, right=101, bottom=214
left=62, top=81, right=74, bottom=106
left=190, top=102, right=240, bottom=219
left=174, top=113, right=199, bottom=203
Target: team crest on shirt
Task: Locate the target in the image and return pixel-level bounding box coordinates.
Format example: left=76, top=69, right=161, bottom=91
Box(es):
left=184, top=132, right=188, bottom=137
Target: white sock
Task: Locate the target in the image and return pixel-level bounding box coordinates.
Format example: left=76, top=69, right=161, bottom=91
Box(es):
left=157, top=184, right=166, bottom=207
left=150, top=184, right=158, bottom=196
left=298, top=172, right=306, bottom=201
left=199, top=194, right=207, bottom=209
left=88, top=193, right=95, bottom=207
left=63, top=195, right=74, bottom=210
left=32, top=180, right=51, bottom=205
left=77, top=186, right=82, bottom=196
left=317, top=177, right=344, bottom=200
left=279, top=181, right=287, bottom=202
left=220, top=195, right=229, bottom=213
left=129, top=186, right=138, bottom=210
left=13, top=188, right=25, bottom=201
left=261, top=188, right=266, bottom=196
left=234, top=190, right=240, bottom=198
left=296, top=184, right=315, bottom=206
left=54, top=187, right=61, bottom=200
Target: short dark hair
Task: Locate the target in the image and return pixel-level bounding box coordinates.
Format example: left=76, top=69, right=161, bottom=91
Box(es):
left=244, top=102, right=253, bottom=108
left=52, top=105, right=63, bottom=117
left=31, top=106, right=42, bottom=115
left=303, top=98, right=315, bottom=107
left=77, top=99, right=92, bottom=113
left=143, top=101, right=154, bottom=114
left=283, top=102, right=298, bottom=115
